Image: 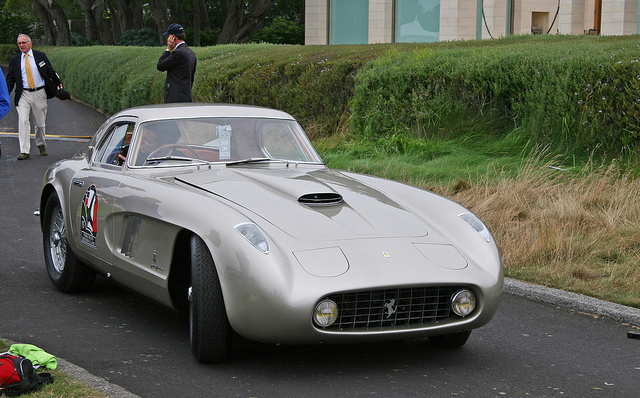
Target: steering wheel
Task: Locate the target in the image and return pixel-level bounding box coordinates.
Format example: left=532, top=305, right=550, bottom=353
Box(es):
left=146, top=144, right=202, bottom=162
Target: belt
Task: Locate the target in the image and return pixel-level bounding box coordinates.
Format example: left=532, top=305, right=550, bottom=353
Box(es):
left=24, top=86, right=45, bottom=92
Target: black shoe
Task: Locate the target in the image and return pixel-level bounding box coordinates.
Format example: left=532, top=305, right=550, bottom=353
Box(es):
left=38, top=145, right=48, bottom=156
left=17, top=153, right=30, bottom=160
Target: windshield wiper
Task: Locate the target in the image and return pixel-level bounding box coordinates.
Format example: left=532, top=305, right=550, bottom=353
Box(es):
left=225, top=157, right=275, bottom=166
left=144, top=156, right=210, bottom=165
left=226, top=158, right=324, bottom=167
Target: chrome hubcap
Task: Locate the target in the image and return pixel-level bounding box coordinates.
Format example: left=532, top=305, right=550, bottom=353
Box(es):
left=49, top=207, right=66, bottom=273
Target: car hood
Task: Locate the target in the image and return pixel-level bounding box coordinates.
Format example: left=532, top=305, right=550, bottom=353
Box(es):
left=175, top=166, right=427, bottom=241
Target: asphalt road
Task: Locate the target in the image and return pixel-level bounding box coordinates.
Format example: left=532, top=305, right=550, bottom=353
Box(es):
left=1, top=96, right=640, bottom=397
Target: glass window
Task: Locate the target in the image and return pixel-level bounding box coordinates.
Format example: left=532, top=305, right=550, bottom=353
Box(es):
left=132, top=121, right=183, bottom=166
left=95, top=123, right=135, bottom=166
left=129, top=118, right=322, bottom=167
left=395, top=0, right=440, bottom=43
left=261, top=122, right=310, bottom=161
left=329, top=0, right=369, bottom=45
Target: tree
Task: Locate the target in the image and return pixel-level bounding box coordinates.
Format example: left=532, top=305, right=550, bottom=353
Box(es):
left=10, top=0, right=291, bottom=46
left=217, top=0, right=276, bottom=44
left=75, top=0, right=113, bottom=44
left=147, top=0, right=169, bottom=44
left=252, top=17, right=303, bottom=45
left=113, top=0, right=144, bottom=33
left=32, top=0, right=71, bottom=45
left=192, top=0, right=210, bottom=46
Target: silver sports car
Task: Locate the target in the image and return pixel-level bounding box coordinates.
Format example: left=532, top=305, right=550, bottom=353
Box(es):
left=40, top=103, right=503, bottom=362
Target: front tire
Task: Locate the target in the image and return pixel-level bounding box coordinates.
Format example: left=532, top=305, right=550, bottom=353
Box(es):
left=42, top=193, right=96, bottom=293
left=189, top=235, right=232, bottom=362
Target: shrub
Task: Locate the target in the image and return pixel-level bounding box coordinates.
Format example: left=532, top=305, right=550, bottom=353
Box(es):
left=117, top=28, right=161, bottom=47
left=71, top=32, right=94, bottom=47
left=350, top=35, right=640, bottom=159
left=41, top=35, right=640, bottom=160
left=0, top=12, right=34, bottom=44
left=252, top=18, right=304, bottom=45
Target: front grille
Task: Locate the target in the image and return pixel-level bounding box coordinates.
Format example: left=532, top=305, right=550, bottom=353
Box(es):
left=319, top=286, right=466, bottom=331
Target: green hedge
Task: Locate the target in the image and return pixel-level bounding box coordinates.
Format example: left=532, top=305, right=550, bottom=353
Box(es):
left=350, top=34, right=640, bottom=156
left=4, top=35, right=640, bottom=156
left=42, top=43, right=415, bottom=138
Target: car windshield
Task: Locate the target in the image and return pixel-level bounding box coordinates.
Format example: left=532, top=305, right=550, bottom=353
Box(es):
left=129, top=117, right=323, bottom=167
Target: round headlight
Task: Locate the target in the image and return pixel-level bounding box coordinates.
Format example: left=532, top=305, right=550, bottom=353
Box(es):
left=451, top=289, right=476, bottom=317
left=313, top=299, right=338, bottom=327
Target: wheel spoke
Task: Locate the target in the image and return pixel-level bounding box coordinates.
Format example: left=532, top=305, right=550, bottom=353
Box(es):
left=50, top=207, right=67, bottom=273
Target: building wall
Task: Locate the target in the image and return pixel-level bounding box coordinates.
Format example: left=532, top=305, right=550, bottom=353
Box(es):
left=440, top=0, right=477, bottom=41
left=305, top=0, right=329, bottom=45
left=510, top=0, right=561, bottom=35
left=369, top=0, right=394, bottom=43
left=558, top=0, right=590, bottom=35
left=305, top=0, right=640, bottom=45
left=481, top=0, right=508, bottom=39
left=601, top=0, right=638, bottom=35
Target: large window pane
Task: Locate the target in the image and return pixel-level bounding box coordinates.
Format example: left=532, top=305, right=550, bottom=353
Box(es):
left=395, top=0, right=440, bottom=43
left=330, top=0, right=369, bottom=45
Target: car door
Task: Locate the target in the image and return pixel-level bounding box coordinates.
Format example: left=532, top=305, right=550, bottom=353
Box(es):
left=67, top=121, right=135, bottom=272
left=107, top=170, right=182, bottom=307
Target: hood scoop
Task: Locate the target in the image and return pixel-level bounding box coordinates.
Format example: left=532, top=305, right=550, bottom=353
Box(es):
left=298, top=192, right=343, bottom=206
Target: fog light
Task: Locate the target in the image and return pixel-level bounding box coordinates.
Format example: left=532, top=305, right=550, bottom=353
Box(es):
left=314, top=299, right=338, bottom=327
left=451, top=289, right=476, bottom=317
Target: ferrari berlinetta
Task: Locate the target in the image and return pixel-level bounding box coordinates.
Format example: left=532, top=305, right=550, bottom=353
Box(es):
left=39, top=103, right=503, bottom=362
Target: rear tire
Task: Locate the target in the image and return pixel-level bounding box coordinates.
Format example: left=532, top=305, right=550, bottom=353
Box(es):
left=189, top=235, right=232, bottom=362
left=429, top=330, right=472, bottom=348
left=42, top=193, right=96, bottom=293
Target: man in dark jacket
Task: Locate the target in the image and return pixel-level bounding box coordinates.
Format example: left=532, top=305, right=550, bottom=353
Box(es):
left=5, top=34, right=63, bottom=160
left=157, top=24, right=197, bottom=103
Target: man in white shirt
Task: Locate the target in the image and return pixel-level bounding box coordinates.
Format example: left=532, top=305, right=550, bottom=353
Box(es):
left=5, top=34, right=63, bottom=160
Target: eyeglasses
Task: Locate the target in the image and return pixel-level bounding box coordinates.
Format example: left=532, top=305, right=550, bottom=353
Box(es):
left=17, top=41, right=29, bottom=45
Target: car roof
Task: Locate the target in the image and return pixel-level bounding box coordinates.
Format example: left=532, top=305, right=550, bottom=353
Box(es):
left=113, top=103, right=296, bottom=122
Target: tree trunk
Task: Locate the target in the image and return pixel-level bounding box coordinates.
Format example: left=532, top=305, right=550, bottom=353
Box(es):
left=217, top=0, right=241, bottom=44
left=114, top=0, right=144, bottom=32
left=75, top=0, right=115, bottom=44
left=198, top=0, right=210, bottom=30
left=105, top=0, right=122, bottom=43
left=31, top=0, right=56, bottom=45
left=235, top=0, right=277, bottom=43
left=75, top=0, right=98, bottom=42
left=218, top=0, right=276, bottom=44
left=169, top=0, right=188, bottom=26
left=148, top=0, right=169, bottom=45
left=32, top=0, right=71, bottom=45
left=193, top=0, right=201, bottom=46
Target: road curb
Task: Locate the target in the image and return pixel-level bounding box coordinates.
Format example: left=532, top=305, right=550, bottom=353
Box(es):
left=504, top=277, right=640, bottom=327
left=56, top=358, right=141, bottom=398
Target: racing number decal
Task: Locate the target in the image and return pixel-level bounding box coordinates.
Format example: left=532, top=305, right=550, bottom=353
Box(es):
left=80, top=185, right=98, bottom=248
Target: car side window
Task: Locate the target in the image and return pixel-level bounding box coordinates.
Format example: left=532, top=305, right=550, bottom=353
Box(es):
left=95, top=123, right=135, bottom=166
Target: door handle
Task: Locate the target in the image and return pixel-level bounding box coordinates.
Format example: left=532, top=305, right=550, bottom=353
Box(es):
left=73, top=179, right=84, bottom=187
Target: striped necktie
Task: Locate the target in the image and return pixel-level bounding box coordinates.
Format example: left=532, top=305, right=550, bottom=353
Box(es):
left=25, top=54, right=35, bottom=89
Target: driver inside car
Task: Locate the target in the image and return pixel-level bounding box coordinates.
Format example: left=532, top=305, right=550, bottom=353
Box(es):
left=133, top=121, right=181, bottom=166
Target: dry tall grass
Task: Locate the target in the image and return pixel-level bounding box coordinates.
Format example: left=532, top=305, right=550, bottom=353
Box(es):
left=438, top=154, right=640, bottom=308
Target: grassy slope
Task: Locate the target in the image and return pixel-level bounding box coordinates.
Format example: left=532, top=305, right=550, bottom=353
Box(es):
left=318, top=136, right=640, bottom=308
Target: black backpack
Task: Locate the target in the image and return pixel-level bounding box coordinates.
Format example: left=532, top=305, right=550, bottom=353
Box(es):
left=0, top=354, right=53, bottom=396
